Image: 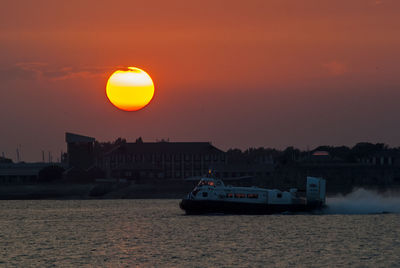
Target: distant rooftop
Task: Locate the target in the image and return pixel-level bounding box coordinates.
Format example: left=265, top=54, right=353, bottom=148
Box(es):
left=65, top=132, right=95, bottom=143
left=312, top=151, right=330, bottom=156
left=0, top=156, right=13, bottom=164
left=106, top=141, right=224, bottom=155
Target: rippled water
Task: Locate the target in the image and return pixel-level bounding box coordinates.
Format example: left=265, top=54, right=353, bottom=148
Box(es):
left=0, top=200, right=399, bottom=267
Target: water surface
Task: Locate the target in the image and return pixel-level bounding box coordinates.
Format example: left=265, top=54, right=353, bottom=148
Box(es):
left=0, top=200, right=399, bottom=267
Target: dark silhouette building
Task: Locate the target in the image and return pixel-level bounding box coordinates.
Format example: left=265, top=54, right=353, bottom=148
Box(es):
left=65, top=132, right=95, bottom=169
left=0, top=162, right=59, bottom=184
left=96, top=139, right=226, bottom=180
left=0, top=156, right=12, bottom=164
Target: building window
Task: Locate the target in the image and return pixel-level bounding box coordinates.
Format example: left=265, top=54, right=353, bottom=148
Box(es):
left=174, top=164, right=181, bottom=169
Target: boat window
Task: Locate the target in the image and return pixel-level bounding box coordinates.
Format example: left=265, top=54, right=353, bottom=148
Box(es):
left=192, top=189, right=200, bottom=196
left=234, top=193, right=246, bottom=198
left=247, top=194, right=259, bottom=199
left=198, top=180, right=216, bottom=187
left=277, top=193, right=282, bottom=198
left=226, top=193, right=233, bottom=198
left=198, top=180, right=207, bottom=186
left=202, top=192, right=208, bottom=197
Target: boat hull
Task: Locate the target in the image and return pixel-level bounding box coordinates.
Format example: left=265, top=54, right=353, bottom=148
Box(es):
left=179, top=199, right=323, bottom=215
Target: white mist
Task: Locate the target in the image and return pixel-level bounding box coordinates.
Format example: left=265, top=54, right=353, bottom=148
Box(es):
left=324, top=188, right=400, bottom=214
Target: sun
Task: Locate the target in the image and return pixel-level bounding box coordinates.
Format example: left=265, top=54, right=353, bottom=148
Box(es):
left=106, top=67, right=155, bottom=111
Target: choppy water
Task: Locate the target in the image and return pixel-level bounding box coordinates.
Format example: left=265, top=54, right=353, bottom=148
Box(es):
left=0, top=197, right=399, bottom=267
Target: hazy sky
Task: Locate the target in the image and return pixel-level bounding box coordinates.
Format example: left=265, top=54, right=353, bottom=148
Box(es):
left=1, top=0, right=400, bottom=161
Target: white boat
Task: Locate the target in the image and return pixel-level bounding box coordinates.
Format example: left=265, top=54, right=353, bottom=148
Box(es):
left=179, top=176, right=326, bottom=214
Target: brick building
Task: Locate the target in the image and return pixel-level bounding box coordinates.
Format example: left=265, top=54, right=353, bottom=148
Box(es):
left=97, top=139, right=226, bottom=180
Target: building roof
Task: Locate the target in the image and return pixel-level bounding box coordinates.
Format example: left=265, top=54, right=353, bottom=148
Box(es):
left=65, top=132, right=95, bottom=143
left=312, top=151, right=330, bottom=156
left=0, top=156, right=12, bottom=164
left=106, top=141, right=224, bottom=155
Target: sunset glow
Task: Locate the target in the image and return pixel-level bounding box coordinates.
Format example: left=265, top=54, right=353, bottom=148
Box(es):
left=3, top=0, right=400, bottom=162
left=106, top=67, right=154, bottom=111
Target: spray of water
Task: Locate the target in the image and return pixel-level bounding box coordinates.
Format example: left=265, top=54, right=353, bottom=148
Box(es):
left=323, top=188, right=400, bottom=214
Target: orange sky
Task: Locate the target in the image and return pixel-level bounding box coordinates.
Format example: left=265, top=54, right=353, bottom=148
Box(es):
left=1, top=0, right=400, bottom=161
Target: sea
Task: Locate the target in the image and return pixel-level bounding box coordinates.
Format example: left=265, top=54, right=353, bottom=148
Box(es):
left=0, top=189, right=399, bottom=267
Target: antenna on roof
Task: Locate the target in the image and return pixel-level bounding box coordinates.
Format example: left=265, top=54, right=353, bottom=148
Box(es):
left=20, top=144, right=23, bottom=162
left=16, top=148, right=20, bottom=162
left=2, top=152, right=5, bottom=158
left=42, top=151, right=45, bottom=162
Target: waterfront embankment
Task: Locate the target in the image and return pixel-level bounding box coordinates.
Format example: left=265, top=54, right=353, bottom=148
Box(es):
left=0, top=181, right=194, bottom=200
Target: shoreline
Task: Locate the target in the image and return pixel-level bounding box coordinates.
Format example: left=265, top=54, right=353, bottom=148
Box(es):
left=0, top=182, right=399, bottom=200
left=0, top=182, right=192, bottom=200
